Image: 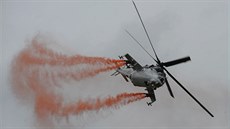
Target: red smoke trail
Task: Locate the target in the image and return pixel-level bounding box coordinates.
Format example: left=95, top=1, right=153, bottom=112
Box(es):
left=35, top=92, right=146, bottom=119
left=11, top=38, right=125, bottom=97
left=10, top=37, right=145, bottom=127
left=21, top=40, right=125, bottom=66
left=61, top=93, right=145, bottom=116
left=24, top=70, right=145, bottom=126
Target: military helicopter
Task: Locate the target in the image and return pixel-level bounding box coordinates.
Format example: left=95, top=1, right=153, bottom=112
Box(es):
left=112, top=1, right=214, bottom=117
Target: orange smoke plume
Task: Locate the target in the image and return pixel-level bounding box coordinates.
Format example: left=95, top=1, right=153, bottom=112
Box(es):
left=11, top=38, right=125, bottom=98
left=19, top=40, right=125, bottom=66
left=10, top=37, right=144, bottom=127
left=35, top=92, right=146, bottom=119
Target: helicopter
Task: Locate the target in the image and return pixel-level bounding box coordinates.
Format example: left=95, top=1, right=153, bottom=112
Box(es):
left=112, top=1, right=214, bottom=117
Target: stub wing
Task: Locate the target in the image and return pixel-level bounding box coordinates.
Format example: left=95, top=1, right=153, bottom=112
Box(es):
left=124, top=53, right=142, bottom=71
left=145, top=88, right=156, bottom=106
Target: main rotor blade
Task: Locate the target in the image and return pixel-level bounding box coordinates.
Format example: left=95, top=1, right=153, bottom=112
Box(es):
left=162, top=56, right=191, bottom=67
left=163, top=67, right=214, bottom=117
left=131, top=1, right=213, bottom=117
left=125, top=29, right=157, bottom=62
left=165, top=78, right=174, bottom=98
left=132, top=1, right=160, bottom=62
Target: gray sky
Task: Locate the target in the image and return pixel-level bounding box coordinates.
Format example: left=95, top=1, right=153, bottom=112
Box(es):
left=1, top=0, right=229, bottom=129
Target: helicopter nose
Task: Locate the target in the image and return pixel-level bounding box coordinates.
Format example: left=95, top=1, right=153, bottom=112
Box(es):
left=150, top=80, right=162, bottom=88
left=159, top=77, right=165, bottom=83
left=153, top=77, right=165, bottom=87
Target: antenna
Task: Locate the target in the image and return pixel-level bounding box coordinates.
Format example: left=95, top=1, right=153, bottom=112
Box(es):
left=125, top=29, right=157, bottom=62
left=132, top=1, right=160, bottom=62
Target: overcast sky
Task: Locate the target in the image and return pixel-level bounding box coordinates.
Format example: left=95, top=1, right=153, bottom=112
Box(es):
left=1, top=0, right=229, bottom=129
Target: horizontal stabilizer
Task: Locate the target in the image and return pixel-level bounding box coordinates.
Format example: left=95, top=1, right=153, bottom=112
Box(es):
left=111, top=71, right=119, bottom=76
left=162, top=56, right=191, bottom=67
left=121, top=74, right=129, bottom=82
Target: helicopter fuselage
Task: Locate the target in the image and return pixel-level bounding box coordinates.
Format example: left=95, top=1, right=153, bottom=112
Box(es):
left=117, top=65, right=166, bottom=89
